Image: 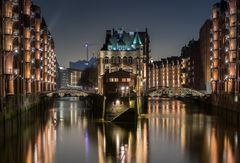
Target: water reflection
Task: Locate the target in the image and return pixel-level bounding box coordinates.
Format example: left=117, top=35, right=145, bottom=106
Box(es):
left=25, top=119, right=56, bottom=163
left=0, top=97, right=239, bottom=163
left=96, top=121, right=149, bottom=163
left=146, top=99, right=240, bottom=163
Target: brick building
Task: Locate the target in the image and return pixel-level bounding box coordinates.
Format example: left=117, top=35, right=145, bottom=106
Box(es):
left=0, top=0, right=57, bottom=111
left=98, top=28, right=150, bottom=97
left=210, top=0, right=240, bottom=95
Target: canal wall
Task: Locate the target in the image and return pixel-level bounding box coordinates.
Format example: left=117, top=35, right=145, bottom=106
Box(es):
left=92, top=95, right=105, bottom=119
left=112, top=108, right=137, bottom=123
left=92, top=94, right=141, bottom=121
left=209, top=94, right=240, bottom=126
left=0, top=99, right=51, bottom=151
left=0, top=94, right=53, bottom=123
left=210, top=94, right=240, bottom=111
left=181, top=94, right=240, bottom=126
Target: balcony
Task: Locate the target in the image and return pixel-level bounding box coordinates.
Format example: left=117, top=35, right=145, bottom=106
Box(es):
left=13, top=13, right=19, bottom=21
left=13, top=0, right=19, bottom=6
left=13, top=29, right=19, bottom=37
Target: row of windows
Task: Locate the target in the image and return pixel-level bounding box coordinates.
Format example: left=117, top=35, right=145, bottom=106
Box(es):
left=105, top=68, right=133, bottom=73
left=104, top=56, right=134, bottom=64
left=108, top=78, right=131, bottom=83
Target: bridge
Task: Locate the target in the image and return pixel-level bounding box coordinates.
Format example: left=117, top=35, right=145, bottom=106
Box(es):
left=45, top=88, right=96, bottom=98
left=146, top=87, right=207, bottom=98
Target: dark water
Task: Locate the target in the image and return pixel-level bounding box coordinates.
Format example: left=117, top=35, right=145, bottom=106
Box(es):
left=0, top=97, right=239, bottom=163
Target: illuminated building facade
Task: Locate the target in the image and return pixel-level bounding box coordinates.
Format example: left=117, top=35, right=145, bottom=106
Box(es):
left=149, top=57, right=181, bottom=89
left=69, top=69, right=82, bottom=87
left=57, top=67, right=82, bottom=88
left=98, top=28, right=150, bottom=96
left=0, top=0, right=57, bottom=111
left=180, top=40, right=201, bottom=89
left=210, top=0, right=240, bottom=95
left=57, top=67, right=69, bottom=88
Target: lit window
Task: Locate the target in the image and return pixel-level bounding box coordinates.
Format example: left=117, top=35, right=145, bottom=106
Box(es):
left=109, top=78, right=114, bottom=82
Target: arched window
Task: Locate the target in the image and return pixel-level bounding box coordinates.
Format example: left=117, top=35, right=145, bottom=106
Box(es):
left=116, top=56, right=121, bottom=64
left=123, top=56, right=128, bottom=64
left=104, top=57, right=109, bottom=64
left=128, top=56, right=133, bottom=64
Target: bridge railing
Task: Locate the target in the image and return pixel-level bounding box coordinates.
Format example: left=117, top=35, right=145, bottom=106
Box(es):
left=147, top=87, right=206, bottom=98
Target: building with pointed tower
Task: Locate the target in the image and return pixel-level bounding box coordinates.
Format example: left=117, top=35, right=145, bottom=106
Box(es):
left=98, top=28, right=150, bottom=97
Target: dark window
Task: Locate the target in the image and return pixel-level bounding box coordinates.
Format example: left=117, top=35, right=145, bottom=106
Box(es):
left=104, top=57, right=109, bottom=64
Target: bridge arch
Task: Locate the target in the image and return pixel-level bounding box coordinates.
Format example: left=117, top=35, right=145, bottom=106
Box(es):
left=147, top=87, right=206, bottom=98
left=46, top=88, right=91, bottom=97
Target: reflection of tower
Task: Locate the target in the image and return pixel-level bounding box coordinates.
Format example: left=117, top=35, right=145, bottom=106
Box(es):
left=97, top=122, right=147, bottom=163
left=136, top=121, right=149, bottom=163
left=97, top=125, right=106, bottom=163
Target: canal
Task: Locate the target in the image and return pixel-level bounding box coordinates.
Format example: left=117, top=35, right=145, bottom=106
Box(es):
left=0, top=97, right=239, bottom=163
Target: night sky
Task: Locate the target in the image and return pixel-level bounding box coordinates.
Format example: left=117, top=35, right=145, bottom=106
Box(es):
left=33, top=0, right=218, bottom=67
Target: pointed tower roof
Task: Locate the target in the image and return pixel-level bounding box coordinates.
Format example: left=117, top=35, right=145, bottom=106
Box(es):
left=133, top=32, right=143, bottom=45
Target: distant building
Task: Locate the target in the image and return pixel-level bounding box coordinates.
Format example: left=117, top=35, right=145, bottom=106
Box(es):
left=58, top=67, right=70, bottom=88
left=149, top=57, right=181, bottom=89
left=98, top=28, right=150, bottom=96
left=69, top=57, right=97, bottom=71
left=69, top=69, right=82, bottom=87
left=57, top=67, right=82, bottom=89
left=180, top=40, right=201, bottom=90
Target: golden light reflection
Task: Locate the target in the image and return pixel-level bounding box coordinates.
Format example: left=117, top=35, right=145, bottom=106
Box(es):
left=136, top=121, right=148, bottom=163
left=25, top=120, right=56, bottom=163
left=145, top=99, right=239, bottom=163
left=224, top=135, right=235, bottom=163
left=210, top=129, right=218, bottom=163
left=4, top=98, right=239, bottom=163
left=97, top=128, right=105, bottom=163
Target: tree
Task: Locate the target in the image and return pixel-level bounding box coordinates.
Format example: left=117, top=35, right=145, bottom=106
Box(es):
left=80, top=66, right=97, bottom=88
